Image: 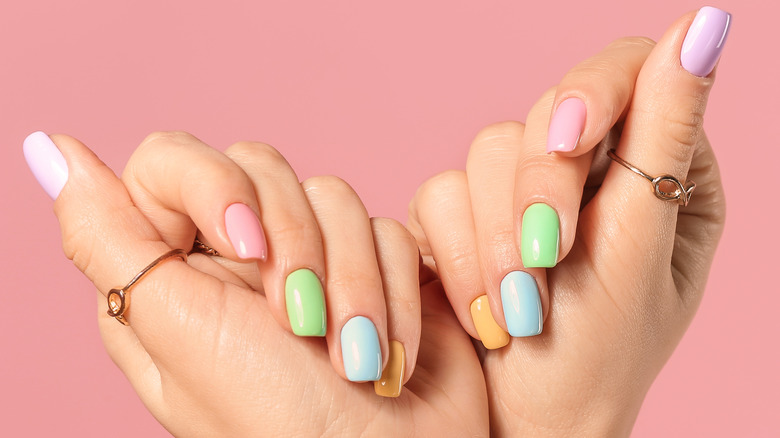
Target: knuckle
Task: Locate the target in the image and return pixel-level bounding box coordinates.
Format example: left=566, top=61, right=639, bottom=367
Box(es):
left=139, top=131, right=199, bottom=149
left=607, top=36, right=656, bottom=52
left=439, top=245, right=478, bottom=285
left=226, top=141, right=288, bottom=167
left=471, top=120, right=527, bottom=152
left=371, top=217, right=417, bottom=254
left=414, top=169, right=467, bottom=206
left=302, top=175, right=357, bottom=199
left=659, top=105, right=705, bottom=162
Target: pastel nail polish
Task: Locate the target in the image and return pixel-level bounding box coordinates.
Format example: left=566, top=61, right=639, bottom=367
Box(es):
left=469, top=295, right=510, bottom=350
left=501, top=271, right=542, bottom=337
left=285, top=269, right=326, bottom=337
left=546, top=98, right=586, bottom=153
left=23, top=131, right=68, bottom=200
left=680, top=6, right=732, bottom=77
left=224, top=203, right=267, bottom=260
left=341, top=316, right=382, bottom=382
left=374, top=340, right=405, bottom=398
left=521, top=203, right=560, bottom=268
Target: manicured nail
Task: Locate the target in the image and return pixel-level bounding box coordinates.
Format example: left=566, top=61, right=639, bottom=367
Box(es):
left=375, top=340, right=405, bottom=398
left=680, top=6, right=731, bottom=77
left=521, top=203, right=560, bottom=268
left=469, top=295, right=510, bottom=350
left=546, top=98, right=586, bottom=153
left=501, top=271, right=542, bottom=337
left=285, top=269, right=326, bottom=336
left=224, top=203, right=267, bottom=260
left=23, top=131, right=68, bottom=200
left=341, top=316, right=382, bottom=382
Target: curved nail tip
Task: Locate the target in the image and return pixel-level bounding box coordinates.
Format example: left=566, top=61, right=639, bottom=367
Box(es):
left=681, top=6, right=732, bottom=77
left=224, top=203, right=267, bottom=260
left=341, top=316, right=382, bottom=382
left=23, top=131, right=68, bottom=200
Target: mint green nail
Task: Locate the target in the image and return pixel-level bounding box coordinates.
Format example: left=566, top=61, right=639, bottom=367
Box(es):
left=285, top=269, right=327, bottom=336
left=521, top=203, right=560, bottom=268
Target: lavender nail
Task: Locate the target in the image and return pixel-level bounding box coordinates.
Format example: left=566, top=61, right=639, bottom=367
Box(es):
left=680, top=6, right=732, bottom=77
left=23, top=131, right=68, bottom=199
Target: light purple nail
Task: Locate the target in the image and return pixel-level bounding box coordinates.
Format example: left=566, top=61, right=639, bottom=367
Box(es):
left=23, top=131, right=68, bottom=200
left=680, top=6, right=732, bottom=77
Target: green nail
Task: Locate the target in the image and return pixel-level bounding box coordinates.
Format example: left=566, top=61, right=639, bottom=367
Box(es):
left=521, top=203, right=560, bottom=268
left=285, top=269, right=327, bottom=336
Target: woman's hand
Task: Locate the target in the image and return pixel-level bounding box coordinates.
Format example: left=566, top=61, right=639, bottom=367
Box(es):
left=24, top=131, right=488, bottom=436
left=407, top=7, right=729, bottom=436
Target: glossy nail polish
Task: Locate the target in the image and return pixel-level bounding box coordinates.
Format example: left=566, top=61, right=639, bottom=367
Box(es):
left=547, top=98, right=586, bottom=153
left=521, top=203, right=560, bottom=268
left=469, top=295, right=510, bottom=350
left=23, top=131, right=68, bottom=199
left=501, top=271, right=542, bottom=337
left=374, top=340, right=405, bottom=397
left=224, top=203, right=267, bottom=260
left=341, top=316, right=382, bottom=382
left=285, top=269, right=326, bottom=337
left=681, top=6, right=732, bottom=77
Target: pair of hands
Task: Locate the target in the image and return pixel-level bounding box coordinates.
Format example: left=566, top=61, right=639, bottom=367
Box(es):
left=25, top=8, right=728, bottom=437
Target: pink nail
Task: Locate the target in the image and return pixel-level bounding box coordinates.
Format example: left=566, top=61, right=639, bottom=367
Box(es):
left=546, top=98, right=586, bottom=153
left=23, top=131, right=69, bottom=200
left=225, top=203, right=267, bottom=260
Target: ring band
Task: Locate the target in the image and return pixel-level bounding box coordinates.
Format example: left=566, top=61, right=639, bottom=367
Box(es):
left=191, top=238, right=221, bottom=257
left=106, top=249, right=188, bottom=325
left=607, top=149, right=696, bottom=206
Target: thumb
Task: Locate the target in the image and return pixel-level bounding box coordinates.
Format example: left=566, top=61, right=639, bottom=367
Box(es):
left=23, top=131, right=221, bottom=360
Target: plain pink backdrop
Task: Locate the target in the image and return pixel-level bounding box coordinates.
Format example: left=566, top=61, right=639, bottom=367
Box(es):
left=1, top=0, right=776, bottom=436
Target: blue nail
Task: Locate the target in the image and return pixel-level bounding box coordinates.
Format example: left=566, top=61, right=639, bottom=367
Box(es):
left=341, top=316, right=382, bottom=382
left=500, top=271, right=543, bottom=337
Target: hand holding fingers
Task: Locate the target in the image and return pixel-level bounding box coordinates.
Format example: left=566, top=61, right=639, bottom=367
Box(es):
left=26, top=131, right=483, bottom=436
left=411, top=7, right=731, bottom=435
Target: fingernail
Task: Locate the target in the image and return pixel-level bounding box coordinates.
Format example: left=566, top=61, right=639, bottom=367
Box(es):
left=469, top=295, right=510, bottom=350
left=375, top=340, right=405, bottom=397
left=521, top=203, right=560, bottom=268
left=224, top=203, right=267, bottom=260
left=285, top=269, right=326, bottom=337
left=501, top=271, right=542, bottom=337
left=680, top=6, right=732, bottom=77
left=23, top=131, right=68, bottom=200
left=341, top=316, right=382, bottom=382
left=546, top=98, right=586, bottom=153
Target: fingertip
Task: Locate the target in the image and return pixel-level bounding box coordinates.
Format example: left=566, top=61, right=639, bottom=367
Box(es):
left=23, top=131, right=69, bottom=200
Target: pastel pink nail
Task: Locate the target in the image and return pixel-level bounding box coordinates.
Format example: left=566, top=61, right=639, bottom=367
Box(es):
left=546, top=98, right=586, bottom=153
left=224, top=203, right=267, bottom=260
left=23, top=131, right=68, bottom=200
left=680, top=6, right=732, bottom=77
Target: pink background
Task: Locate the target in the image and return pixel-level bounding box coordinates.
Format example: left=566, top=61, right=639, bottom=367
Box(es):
left=1, top=0, right=776, bottom=436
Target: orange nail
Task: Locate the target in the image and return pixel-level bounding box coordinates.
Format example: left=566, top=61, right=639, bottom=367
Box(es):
left=470, top=295, right=509, bottom=349
left=374, top=340, right=405, bottom=397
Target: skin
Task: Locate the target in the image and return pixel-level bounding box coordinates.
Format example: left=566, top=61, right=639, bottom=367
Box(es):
left=43, top=10, right=725, bottom=438
left=408, top=11, right=725, bottom=436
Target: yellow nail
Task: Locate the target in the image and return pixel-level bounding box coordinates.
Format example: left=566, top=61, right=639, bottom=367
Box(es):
left=470, top=295, right=510, bottom=349
left=374, top=340, right=405, bottom=398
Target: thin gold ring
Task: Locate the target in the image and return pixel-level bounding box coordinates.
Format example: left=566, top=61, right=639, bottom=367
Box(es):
left=106, top=249, right=188, bottom=325
left=191, top=238, right=221, bottom=257
left=607, top=149, right=696, bottom=206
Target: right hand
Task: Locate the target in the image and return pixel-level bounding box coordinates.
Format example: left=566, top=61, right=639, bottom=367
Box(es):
left=408, top=8, right=729, bottom=436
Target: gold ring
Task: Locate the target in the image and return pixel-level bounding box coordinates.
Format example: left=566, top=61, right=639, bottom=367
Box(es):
left=607, top=149, right=696, bottom=206
left=106, top=249, right=188, bottom=325
left=191, top=238, right=221, bottom=257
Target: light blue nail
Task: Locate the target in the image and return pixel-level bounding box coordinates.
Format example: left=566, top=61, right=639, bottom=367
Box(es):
left=340, top=316, right=382, bottom=382
left=501, top=271, right=543, bottom=337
